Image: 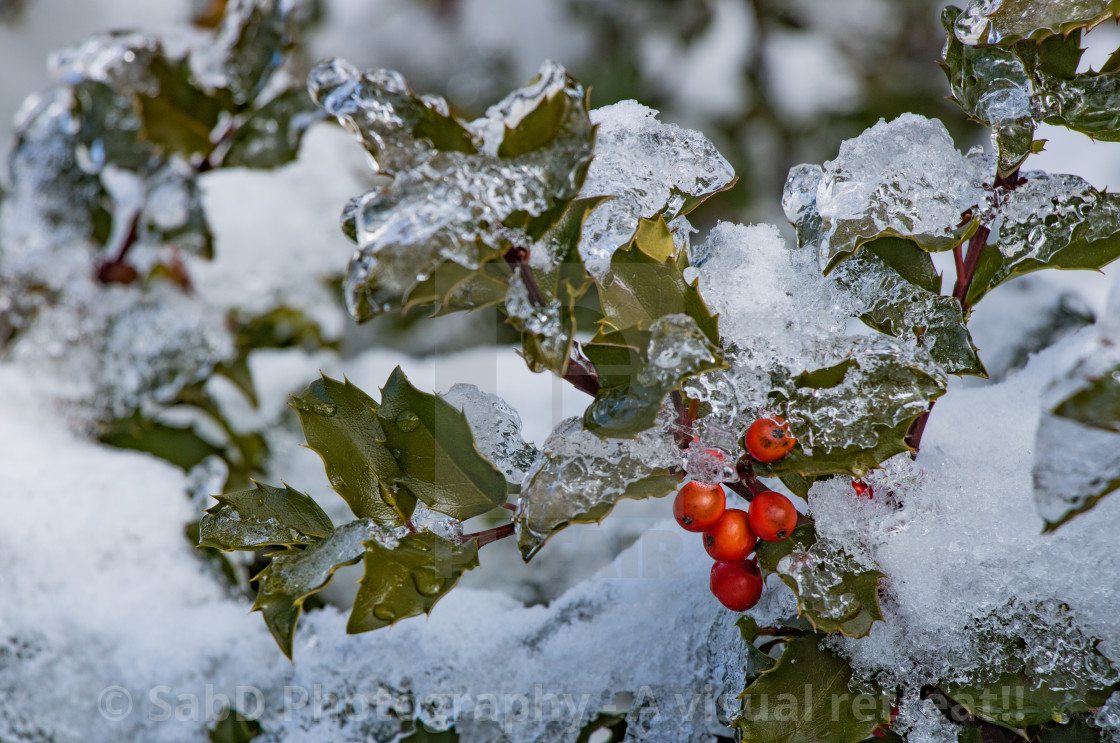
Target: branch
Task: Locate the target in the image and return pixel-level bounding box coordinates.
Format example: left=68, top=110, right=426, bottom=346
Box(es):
left=951, top=225, right=990, bottom=312
left=465, top=523, right=515, bottom=548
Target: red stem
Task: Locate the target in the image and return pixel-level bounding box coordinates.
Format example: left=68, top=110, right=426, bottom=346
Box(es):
left=465, top=523, right=515, bottom=548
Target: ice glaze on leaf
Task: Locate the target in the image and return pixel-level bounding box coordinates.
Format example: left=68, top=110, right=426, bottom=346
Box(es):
left=945, top=670, right=1118, bottom=729
left=754, top=524, right=885, bottom=638
left=199, top=481, right=333, bottom=550
left=583, top=314, right=724, bottom=438
left=137, top=56, right=230, bottom=156
left=224, top=89, right=316, bottom=169
left=735, top=634, right=891, bottom=743
left=516, top=417, right=678, bottom=560
left=965, top=174, right=1120, bottom=307
left=596, top=216, right=720, bottom=345
left=377, top=367, right=508, bottom=521
left=348, top=531, right=479, bottom=633
left=952, top=0, right=1120, bottom=46
left=736, top=617, right=779, bottom=682
left=252, top=519, right=379, bottom=658
left=864, top=236, right=942, bottom=295
left=292, top=375, right=415, bottom=526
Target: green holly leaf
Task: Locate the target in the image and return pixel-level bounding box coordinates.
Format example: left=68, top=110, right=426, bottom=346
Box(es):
left=404, top=260, right=510, bottom=317
left=98, top=412, right=225, bottom=472
left=758, top=340, right=946, bottom=479
left=377, top=367, right=508, bottom=521
left=865, top=236, right=943, bottom=294
left=965, top=175, right=1120, bottom=307
left=583, top=314, right=724, bottom=438
left=199, top=481, right=334, bottom=550
left=498, top=79, right=582, bottom=158
left=736, top=617, right=779, bottom=682
left=596, top=215, right=720, bottom=345
left=348, top=531, right=479, bottom=632
left=950, top=0, right=1120, bottom=46
left=138, top=56, right=230, bottom=156
left=292, top=375, right=416, bottom=526
left=224, top=88, right=316, bottom=169
left=1052, top=362, right=1120, bottom=432
left=839, top=251, right=984, bottom=376
left=945, top=671, right=1118, bottom=729
left=252, top=519, right=378, bottom=658
left=735, top=634, right=891, bottom=743
left=1034, top=715, right=1106, bottom=742
left=516, top=417, right=679, bottom=560
left=213, top=0, right=291, bottom=104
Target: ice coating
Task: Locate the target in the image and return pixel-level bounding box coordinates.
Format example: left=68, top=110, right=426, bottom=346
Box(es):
left=257, top=519, right=383, bottom=602
left=440, top=382, right=539, bottom=484
left=408, top=505, right=465, bottom=543
left=776, top=540, right=868, bottom=622
left=681, top=440, right=738, bottom=485
left=953, top=0, right=1116, bottom=45
left=516, top=416, right=678, bottom=558
left=637, top=313, right=719, bottom=389
left=577, top=100, right=735, bottom=277
left=810, top=114, right=990, bottom=268
left=200, top=504, right=318, bottom=547
left=310, top=59, right=596, bottom=320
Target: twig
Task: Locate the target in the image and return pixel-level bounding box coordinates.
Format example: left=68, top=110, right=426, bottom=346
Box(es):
left=951, top=225, right=990, bottom=312
left=465, top=523, right=515, bottom=548
left=904, top=402, right=935, bottom=458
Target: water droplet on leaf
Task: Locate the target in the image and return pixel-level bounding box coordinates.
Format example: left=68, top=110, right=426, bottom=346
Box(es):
left=372, top=604, right=396, bottom=622
left=411, top=567, right=446, bottom=596
left=395, top=410, right=420, bottom=431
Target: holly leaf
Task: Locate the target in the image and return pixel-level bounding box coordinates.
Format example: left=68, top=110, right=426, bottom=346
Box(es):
left=754, top=523, right=884, bottom=637
left=1033, top=410, right=1120, bottom=532
left=582, top=314, right=724, bottom=438
left=596, top=215, right=720, bottom=345
left=252, top=519, right=378, bottom=658
left=377, top=367, right=508, bottom=521
left=292, top=375, right=416, bottom=526
left=736, top=617, right=779, bottom=682
left=404, top=260, right=510, bottom=317
left=516, top=417, right=679, bottom=560
left=951, top=0, right=1120, bottom=46
left=757, top=340, right=946, bottom=478
left=98, top=412, right=225, bottom=472
left=498, top=80, right=580, bottom=157
left=735, top=634, right=891, bottom=743
left=348, top=531, right=479, bottom=632
left=965, top=175, right=1120, bottom=307
left=224, top=88, right=316, bottom=169
left=199, top=481, right=334, bottom=550
left=137, top=56, right=230, bottom=156
left=1034, top=716, right=1106, bottom=742
left=1052, top=362, right=1120, bottom=432
left=865, top=236, right=943, bottom=294
left=944, top=671, right=1118, bottom=730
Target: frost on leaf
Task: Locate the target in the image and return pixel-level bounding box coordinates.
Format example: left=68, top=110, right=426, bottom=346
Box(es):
left=577, top=101, right=736, bottom=278
left=794, top=113, right=988, bottom=271
left=583, top=314, right=724, bottom=438
left=349, top=531, right=479, bottom=633
left=951, top=0, right=1120, bottom=46
left=252, top=518, right=391, bottom=658
left=967, top=172, right=1120, bottom=306
left=199, top=481, right=334, bottom=550
left=942, top=600, right=1120, bottom=728
left=310, top=59, right=596, bottom=321
left=757, top=336, right=947, bottom=479
left=440, top=383, right=540, bottom=485
left=515, top=417, right=678, bottom=560
left=1033, top=322, right=1120, bottom=530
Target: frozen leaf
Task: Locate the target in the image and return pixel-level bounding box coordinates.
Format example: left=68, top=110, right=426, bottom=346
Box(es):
left=403, top=260, right=509, bottom=317
left=583, top=314, right=724, bottom=437
left=97, top=412, right=225, bottom=472
left=577, top=101, right=736, bottom=278
left=942, top=601, right=1120, bottom=729
left=252, top=518, right=387, bottom=658
left=199, top=481, right=334, bottom=550
left=756, top=337, right=946, bottom=478
left=736, top=617, right=778, bottom=682
left=439, top=383, right=539, bottom=485
left=140, top=160, right=214, bottom=258
left=378, top=367, right=509, bottom=521
left=735, top=634, right=891, bottom=743
left=966, top=173, right=1120, bottom=306
left=515, top=417, right=678, bottom=559
left=941, top=10, right=1036, bottom=174
left=313, top=60, right=595, bottom=321
left=596, top=215, right=720, bottom=344
left=138, top=55, right=231, bottom=156
left=835, top=250, right=985, bottom=376
left=200, top=0, right=295, bottom=104
left=951, top=0, right=1120, bottom=46
left=348, top=531, right=479, bottom=633
left=291, top=375, right=415, bottom=526
left=801, top=114, right=987, bottom=272
left=223, top=88, right=317, bottom=169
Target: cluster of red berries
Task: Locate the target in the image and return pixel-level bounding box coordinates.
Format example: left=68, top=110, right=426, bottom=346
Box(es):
left=673, top=418, right=800, bottom=612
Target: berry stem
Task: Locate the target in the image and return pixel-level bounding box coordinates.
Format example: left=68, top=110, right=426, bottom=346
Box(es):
left=951, top=224, right=990, bottom=313
left=465, top=523, right=515, bottom=548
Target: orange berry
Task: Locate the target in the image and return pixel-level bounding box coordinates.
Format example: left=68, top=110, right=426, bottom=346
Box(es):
left=672, top=481, right=726, bottom=532
left=744, top=417, right=796, bottom=463
left=703, top=509, right=757, bottom=562
left=747, top=491, right=798, bottom=542
left=710, top=559, right=763, bottom=611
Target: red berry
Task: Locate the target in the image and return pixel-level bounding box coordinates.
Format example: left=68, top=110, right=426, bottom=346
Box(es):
left=852, top=479, right=873, bottom=499
left=703, top=509, right=757, bottom=562
left=673, top=481, right=726, bottom=532
left=744, top=417, right=796, bottom=463
left=710, top=559, right=764, bottom=611
left=747, top=491, right=798, bottom=542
